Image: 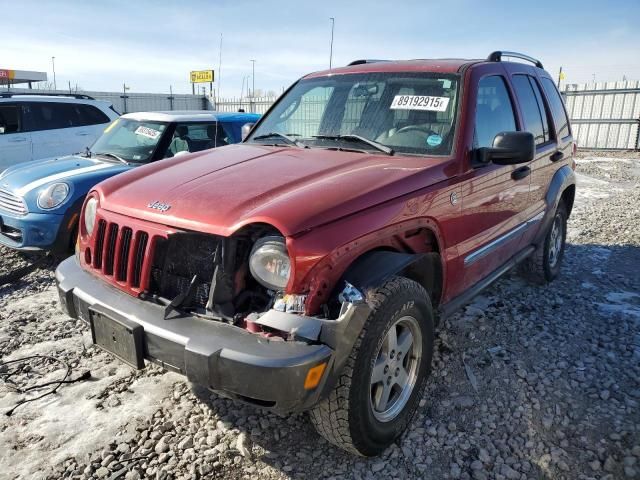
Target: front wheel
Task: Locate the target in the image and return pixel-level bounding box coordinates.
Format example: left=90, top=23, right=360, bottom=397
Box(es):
left=309, top=277, right=434, bottom=456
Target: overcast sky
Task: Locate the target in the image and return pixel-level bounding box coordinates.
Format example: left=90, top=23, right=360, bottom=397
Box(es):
left=2, top=0, right=639, bottom=97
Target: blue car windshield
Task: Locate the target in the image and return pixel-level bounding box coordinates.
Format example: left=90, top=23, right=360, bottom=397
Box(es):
left=91, top=119, right=168, bottom=163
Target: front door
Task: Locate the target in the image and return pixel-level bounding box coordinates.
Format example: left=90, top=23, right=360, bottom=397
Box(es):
left=459, top=74, right=531, bottom=290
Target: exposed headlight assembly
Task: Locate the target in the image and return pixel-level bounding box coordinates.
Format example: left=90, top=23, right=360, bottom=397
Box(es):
left=37, top=183, right=70, bottom=210
left=249, top=236, right=291, bottom=291
left=83, top=196, right=98, bottom=237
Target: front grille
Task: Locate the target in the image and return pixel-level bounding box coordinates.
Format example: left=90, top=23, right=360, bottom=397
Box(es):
left=90, top=217, right=158, bottom=292
left=0, top=188, right=27, bottom=216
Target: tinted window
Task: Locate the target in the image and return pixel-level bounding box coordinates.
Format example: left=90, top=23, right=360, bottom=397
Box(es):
left=0, top=104, right=21, bottom=134
left=541, top=78, right=570, bottom=139
left=77, top=104, right=110, bottom=126
left=27, top=102, right=81, bottom=130
left=474, top=76, right=516, bottom=148
left=512, top=75, right=548, bottom=146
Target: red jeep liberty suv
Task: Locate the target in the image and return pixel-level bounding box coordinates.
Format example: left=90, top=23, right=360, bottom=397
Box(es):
left=56, top=51, right=576, bottom=456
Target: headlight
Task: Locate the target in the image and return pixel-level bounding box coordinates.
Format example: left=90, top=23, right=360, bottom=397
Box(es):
left=37, top=183, right=70, bottom=210
left=249, top=236, right=291, bottom=291
left=83, top=197, right=98, bottom=236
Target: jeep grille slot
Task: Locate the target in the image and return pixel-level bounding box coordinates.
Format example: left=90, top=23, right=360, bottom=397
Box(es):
left=93, top=220, right=107, bottom=269
left=104, top=224, right=119, bottom=276
left=116, top=227, right=133, bottom=282
left=131, top=232, right=148, bottom=288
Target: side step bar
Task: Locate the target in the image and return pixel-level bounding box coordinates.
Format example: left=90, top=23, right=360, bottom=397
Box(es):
left=438, top=245, right=535, bottom=320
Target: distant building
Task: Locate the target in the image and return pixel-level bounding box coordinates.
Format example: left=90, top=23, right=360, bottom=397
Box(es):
left=0, top=69, right=47, bottom=89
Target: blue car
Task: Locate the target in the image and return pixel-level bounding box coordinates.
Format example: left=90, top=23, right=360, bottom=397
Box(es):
left=0, top=110, right=260, bottom=253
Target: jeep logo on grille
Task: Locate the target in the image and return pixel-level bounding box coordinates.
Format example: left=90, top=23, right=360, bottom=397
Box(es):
left=147, top=201, right=171, bottom=212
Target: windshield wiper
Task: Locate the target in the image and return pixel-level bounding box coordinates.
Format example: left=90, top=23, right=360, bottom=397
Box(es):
left=252, top=132, right=307, bottom=148
left=95, top=152, right=129, bottom=165
left=312, top=134, right=394, bottom=156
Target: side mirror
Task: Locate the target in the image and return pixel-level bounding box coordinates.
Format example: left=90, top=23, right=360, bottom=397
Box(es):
left=241, top=123, right=255, bottom=141
left=476, top=131, right=534, bottom=165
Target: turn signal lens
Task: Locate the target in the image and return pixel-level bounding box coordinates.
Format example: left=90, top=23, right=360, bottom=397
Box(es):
left=304, top=362, right=327, bottom=390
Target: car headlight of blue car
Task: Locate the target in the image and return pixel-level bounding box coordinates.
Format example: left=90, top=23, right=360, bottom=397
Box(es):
left=37, top=183, right=70, bottom=210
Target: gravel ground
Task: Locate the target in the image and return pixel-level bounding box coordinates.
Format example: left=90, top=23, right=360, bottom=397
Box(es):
left=0, top=151, right=639, bottom=480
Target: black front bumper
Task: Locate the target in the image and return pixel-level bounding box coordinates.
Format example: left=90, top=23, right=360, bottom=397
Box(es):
left=56, top=257, right=339, bottom=413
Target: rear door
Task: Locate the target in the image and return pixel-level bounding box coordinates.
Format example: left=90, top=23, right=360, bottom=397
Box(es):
left=0, top=102, right=32, bottom=170
left=508, top=72, right=556, bottom=235
left=27, top=102, right=103, bottom=160
left=459, top=71, right=531, bottom=290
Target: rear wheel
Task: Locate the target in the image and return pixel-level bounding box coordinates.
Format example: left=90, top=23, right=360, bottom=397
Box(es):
left=309, top=277, right=434, bottom=456
left=520, top=201, right=568, bottom=284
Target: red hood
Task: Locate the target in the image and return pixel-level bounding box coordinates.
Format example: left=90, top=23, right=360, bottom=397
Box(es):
left=94, top=144, right=455, bottom=236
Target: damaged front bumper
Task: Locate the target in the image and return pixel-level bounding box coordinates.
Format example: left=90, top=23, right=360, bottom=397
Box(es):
left=55, top=257, right=370, bottom=413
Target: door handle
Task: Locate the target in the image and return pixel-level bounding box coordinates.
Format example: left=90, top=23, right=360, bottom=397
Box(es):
left=511, top=166, right=531, bottom=180
left=550, top=151, right=564, bottom=162
left=8, top=136, right=27, bottom=143
left=76, top=132, right=90, bottom=136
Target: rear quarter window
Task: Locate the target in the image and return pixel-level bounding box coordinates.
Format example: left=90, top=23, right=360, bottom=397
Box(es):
left=540, top=78, right=571, bottom=139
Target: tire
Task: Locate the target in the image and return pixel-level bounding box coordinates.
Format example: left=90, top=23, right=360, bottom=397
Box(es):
left=309, top=276, right=434, bottom=456
left=520, top=201, right=568, bottom=284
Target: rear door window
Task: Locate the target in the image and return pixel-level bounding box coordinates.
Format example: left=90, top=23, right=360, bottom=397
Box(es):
left=474, top=76, right=517, bottom=148
left=27, top=102, right=82, bottom=130
left=512, top=75, right=549, bottom=146
left=0, top=104, right=21, bottom=134
left=76, top=104, right=111, bottom=126
left=540, top=78, right=570, bottom=139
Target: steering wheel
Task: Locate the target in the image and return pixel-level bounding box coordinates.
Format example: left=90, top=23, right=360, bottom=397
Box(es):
left=395, top=125, right=439, bottom=137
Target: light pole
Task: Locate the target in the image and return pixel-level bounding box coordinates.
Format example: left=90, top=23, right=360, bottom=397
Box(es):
left=51, top=56, right=57, bottom=90
left=218, top=33, right=223, bottom=99
left=250, top=59, right=256, bottom=112
left=329, top=18, right=335, bottom=69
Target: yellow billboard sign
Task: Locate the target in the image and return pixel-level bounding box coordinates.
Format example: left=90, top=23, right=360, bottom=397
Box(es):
left=190, top=70, right=214, bottom=83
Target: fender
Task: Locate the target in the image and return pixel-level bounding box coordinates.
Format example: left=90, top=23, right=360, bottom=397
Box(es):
left=52, top=195, right=86, bottom=254
left=339, top=250, right=443, bottom=310
left=535, top=164, right=576, bottom=245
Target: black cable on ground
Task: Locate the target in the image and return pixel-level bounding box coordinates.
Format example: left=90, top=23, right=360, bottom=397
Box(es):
left=0, top=354, right=91, bottom=416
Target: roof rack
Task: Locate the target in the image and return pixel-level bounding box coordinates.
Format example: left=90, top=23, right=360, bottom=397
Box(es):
left=0, top=92, right=95, bottom=100
left=347, top=59, right=390, bottom=66
left=487, top=51, right=543, bottom=69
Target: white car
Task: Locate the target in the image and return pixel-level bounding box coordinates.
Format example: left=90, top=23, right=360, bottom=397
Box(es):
left=0, top=93, right=119, bottom=171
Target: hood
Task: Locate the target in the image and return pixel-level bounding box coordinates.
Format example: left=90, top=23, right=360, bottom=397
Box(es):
left=0, top=155, right=129, bottom=197
left=96, top=144, right=455, bottom=236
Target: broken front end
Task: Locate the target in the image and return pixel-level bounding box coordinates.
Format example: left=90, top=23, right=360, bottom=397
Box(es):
left=56, top=208, right=369, bottom=412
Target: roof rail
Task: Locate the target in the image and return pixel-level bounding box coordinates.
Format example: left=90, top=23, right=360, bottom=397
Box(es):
left=487, top=51, right=543, bottom=69
left=0, top=92, right=95, bottom=100
left=347, top=59, right=390, bottom=66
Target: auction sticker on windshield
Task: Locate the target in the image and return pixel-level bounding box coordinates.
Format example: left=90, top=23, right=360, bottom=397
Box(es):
left=134, top=126, right=161, bottom=140
left=390, top=95, right=450, bottom=112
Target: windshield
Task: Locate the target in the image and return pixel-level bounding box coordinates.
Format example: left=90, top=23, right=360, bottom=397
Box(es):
left=248, top=72, right=460, bottom=156
left=91, top=119, right=168, bottom=163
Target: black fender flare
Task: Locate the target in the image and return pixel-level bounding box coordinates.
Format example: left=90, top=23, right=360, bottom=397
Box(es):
left=535, top=164, right=576, bottom=245
left=339, top=250, right=443, bottom=308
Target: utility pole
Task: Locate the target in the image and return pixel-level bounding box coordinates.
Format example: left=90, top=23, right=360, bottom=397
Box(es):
left=218, top=33, right=223, bottom=99
left=329, top=18, right=335, bottom=69
left=250, top=59, right=256, bottom=112
left=121, top=83, right=130, bottom=113
left=556, top=66, right=563, bottom=88
left=51, top=56, right=57, bottom=90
